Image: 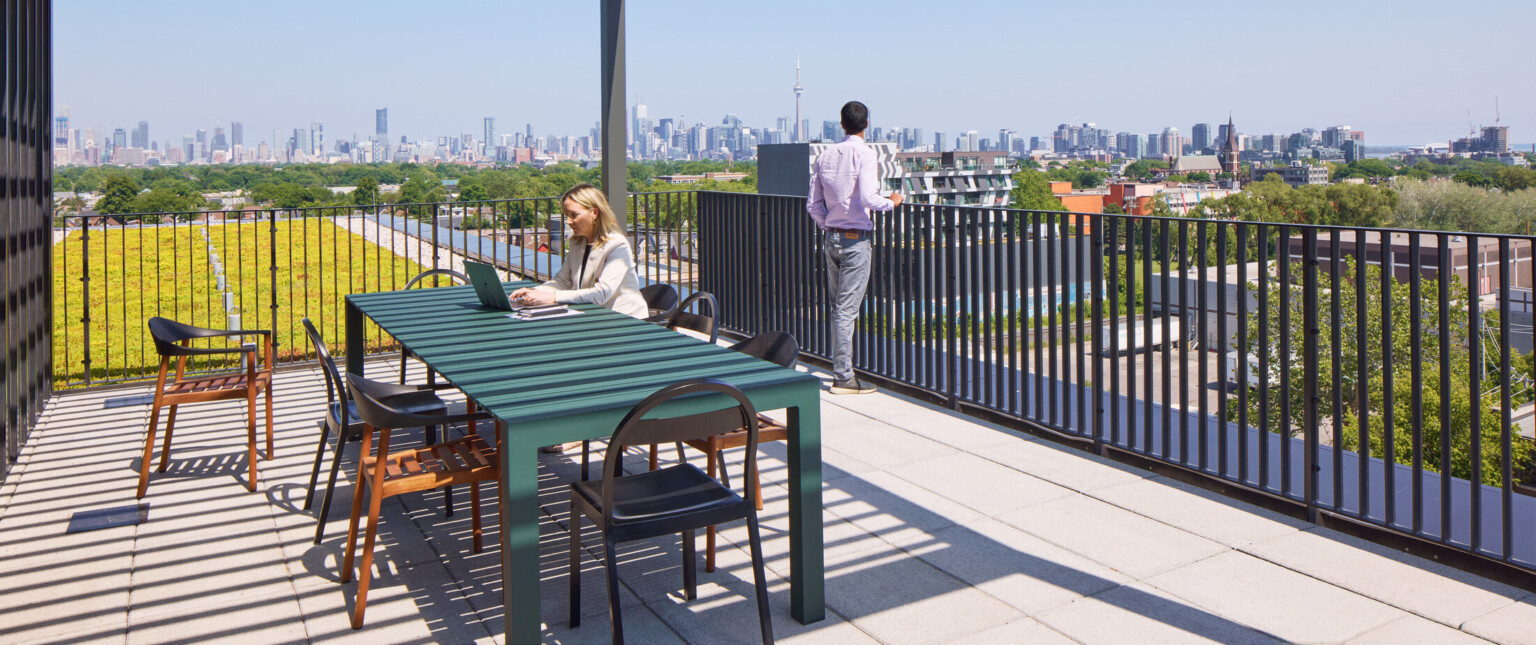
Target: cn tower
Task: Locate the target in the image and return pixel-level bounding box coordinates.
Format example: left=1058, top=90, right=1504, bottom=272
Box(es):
left=793, top=53, right=803, bottom=143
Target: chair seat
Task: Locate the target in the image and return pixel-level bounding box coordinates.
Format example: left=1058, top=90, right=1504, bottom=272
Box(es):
left=573, top=463, right=742, bottom=523
left=362, top=433, right=498, bottom=496
left=684, top=415, right=787, bottom=452
left=163, top=370, right=272, bottom=399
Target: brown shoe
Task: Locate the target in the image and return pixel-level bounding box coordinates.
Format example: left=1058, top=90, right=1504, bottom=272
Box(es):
left=540, top=441, right=583, bottom=454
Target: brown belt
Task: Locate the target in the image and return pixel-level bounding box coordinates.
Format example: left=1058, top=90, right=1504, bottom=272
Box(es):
left=826, top=227, right=870, bottom=239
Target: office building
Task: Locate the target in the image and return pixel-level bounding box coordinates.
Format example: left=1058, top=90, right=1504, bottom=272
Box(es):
left=211, top=127, right=227, bottom=152
left=1159, top=127, right=1182, bottom=159
left=231, top=121, right=242, bottom=147
left=1252, top=162, right=1329, bottom=187
left=483, top=117, right=496, bottom=159
left=311, top=122, right=324, bottom=156
left=821, top=120, right=839, bottom=142
left=758, top=142, right=1012, bottom=208
left=1191, top=123, right=1211, bottom=153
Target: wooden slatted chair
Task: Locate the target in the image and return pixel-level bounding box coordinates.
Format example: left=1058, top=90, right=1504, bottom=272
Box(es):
left=340, top=372, right=502, bottom=630
left=136, top=317, right=274, bottom=498
left=684, top=331, right=798, bottom=572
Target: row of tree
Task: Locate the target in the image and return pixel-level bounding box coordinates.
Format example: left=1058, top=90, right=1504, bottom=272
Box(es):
left=56, top=160, right=759, bottom=216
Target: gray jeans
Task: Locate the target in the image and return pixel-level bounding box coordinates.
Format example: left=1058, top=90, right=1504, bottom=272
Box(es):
left=823, top=230, right=873, bottom=383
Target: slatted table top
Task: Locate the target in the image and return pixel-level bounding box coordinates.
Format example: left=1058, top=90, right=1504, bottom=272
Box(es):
left=347, top=282, right=818, bottom=441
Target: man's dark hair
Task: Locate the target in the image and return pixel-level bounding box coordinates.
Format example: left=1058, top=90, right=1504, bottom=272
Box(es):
left=840, top=101, right=868, bottom=134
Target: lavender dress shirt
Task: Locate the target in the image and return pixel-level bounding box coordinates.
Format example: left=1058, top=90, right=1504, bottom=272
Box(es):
left=806, top=134, right=894, bottom=230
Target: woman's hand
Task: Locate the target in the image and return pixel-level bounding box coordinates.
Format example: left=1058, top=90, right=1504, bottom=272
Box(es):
left=510, top=287, right=556, bottom=307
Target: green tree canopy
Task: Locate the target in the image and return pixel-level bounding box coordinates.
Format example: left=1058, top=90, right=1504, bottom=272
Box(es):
left=1009, top=170, right=1065, bottom=212
left=95, top=175, right=141, bottom=215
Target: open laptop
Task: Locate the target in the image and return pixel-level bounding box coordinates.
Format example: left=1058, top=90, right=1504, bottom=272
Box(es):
left=461, top=260, right=514, bottom=311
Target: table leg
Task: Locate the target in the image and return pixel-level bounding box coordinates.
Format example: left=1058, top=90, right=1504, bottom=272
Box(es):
left=499, top=434, right=541, bottom=644
left=345, top=298, right=364, bottom=377
left=786, top=389, right=825, bottom=624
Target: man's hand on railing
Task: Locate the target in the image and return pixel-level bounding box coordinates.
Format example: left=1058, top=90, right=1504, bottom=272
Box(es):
left=890, top=193, right=904, bottom=208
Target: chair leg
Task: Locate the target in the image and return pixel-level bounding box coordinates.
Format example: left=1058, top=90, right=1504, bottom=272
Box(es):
left=399, top=351, right=409, bottom=385
left=136, top=402, right=163, bottom=499
left=469, top=481, right=483, bottom=553
left=568, top=506, right=583, bottom=628
left=246, top=390, right=259, bottom=492
left=648, top=444, right=658, bottom=471
left=341, top=461, right=369, bottom=583
left=603, top=536, right=624, bottom=645
left=303, top=421, right=332, bottom=511
left=264, top=384, right=275, bottom=460
left=705, top=450, right=720, bottom=573
left=155, top=404, right=179, bottom=472
left=746, top=513, right=775, bottom=645
left=681, top=529, right=697, bottom=601
left=351, top=480, right=385, bottom=630
left=313, top=432, right=350, bottom=545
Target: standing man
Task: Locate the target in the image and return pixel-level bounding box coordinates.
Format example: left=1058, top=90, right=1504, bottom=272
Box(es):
left=808, top=101, right=903, bottom=394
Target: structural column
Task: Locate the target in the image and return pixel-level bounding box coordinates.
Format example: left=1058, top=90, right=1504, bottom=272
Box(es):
left=599, top=0, right=626, bottom=223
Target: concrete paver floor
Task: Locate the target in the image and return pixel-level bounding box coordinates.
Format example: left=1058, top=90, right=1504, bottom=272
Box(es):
left=2, top=358, right=1534, bottom=644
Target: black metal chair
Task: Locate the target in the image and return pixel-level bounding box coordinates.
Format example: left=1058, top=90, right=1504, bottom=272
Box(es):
left=685, top=331, right=798, bottom=571
left=568, top=379, right=773, bottom=645
left=301, top=318, right=461, bottom=545
left=341, top=372, right=501, bottom=630
left=398, top=268, right=471, bottom=385
left=137, top=317, right=274, bottom=498
left=666, top=290, right=719, bottom=344
left=645, top=290, right=722, bottom=471
left=640, top=283, right=680, bottom=324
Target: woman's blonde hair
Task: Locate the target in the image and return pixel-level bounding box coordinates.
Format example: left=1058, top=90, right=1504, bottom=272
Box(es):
left=561, top=182, right=624, bottom=247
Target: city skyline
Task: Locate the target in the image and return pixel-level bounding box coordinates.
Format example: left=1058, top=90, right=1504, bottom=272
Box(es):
left=54, top=1, right=1534, bottom=146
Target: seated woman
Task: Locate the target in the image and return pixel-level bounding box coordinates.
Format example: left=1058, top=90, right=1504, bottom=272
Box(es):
left=510, top=183, right=647, bottom=318
left=512, top=183, right=647, bottom=454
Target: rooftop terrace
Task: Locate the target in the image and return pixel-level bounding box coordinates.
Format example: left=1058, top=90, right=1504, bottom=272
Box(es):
left=3, top=358, right=1533, bottom=644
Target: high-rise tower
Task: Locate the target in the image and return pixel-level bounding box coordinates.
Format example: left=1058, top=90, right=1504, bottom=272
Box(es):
left=793, top=53, right=803, bottom=144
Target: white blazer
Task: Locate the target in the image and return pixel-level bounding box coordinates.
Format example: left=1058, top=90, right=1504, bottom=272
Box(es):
left=540, top=236, right=648, bottom=318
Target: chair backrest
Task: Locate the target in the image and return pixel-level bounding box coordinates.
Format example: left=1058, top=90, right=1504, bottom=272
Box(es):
left=600, top=379, right=759, bottom=522
left=147, top=316, right=246, bottom=358
left=404, top=268, right=471, bottom=290
left=302, top=318, right=345, bottom=407
left=640, top=283, right=680, bottom=323
left=728, top=331, right=798, bottom=369
left=667, top=291, right=719, bottom=344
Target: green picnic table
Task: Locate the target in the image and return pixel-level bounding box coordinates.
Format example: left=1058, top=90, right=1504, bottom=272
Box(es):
left=345, top=282, right=825, bottom=643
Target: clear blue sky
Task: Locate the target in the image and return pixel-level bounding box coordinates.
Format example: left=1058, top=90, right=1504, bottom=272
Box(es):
left=54, top=0, right=1535, bottom=148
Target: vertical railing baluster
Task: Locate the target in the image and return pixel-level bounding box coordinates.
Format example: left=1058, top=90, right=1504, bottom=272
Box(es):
left=1468, top=233, right=1482, bottom=552
left=1356, top=228, right=1370, bottom=518
left=1331, top=228, right=1344, bottom=513
left=1216, top=221, right=1228, bottom=475
left=1439, top=233, right=1453, bottom=543
left=1279, top=224, right=1293, bottom=498
left=1303, top=227, right=1319, bottom=523
left=1498, top=236, right=1512, bottom=561
left=1411, top=232, right=1424, bottom=534
left=1237, top=223, right=1249, bottom=484
left=1092, top=216, right=1105, bottom=454
left=1160, top=219, right=1171, bottom=462
left=1382, top=231, right=1396, bottom=527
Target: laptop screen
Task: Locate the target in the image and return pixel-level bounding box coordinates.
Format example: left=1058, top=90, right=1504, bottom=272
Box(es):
left=462, top=261, right=513, bottom=311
